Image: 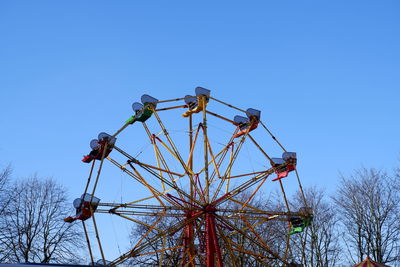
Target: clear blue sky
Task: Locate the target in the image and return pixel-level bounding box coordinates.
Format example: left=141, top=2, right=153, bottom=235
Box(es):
left=1, top=0, right=400, bottom=262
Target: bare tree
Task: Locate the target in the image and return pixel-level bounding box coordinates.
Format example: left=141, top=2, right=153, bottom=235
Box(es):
left=333, top=168, right=400, bottom=265
left=0, top=176, right=85, bottom=264
left=0, top=165, right=12, bottom=261
left=0, top=165, right=11, bottom=213
left=289, top=187, right=342, bottom=267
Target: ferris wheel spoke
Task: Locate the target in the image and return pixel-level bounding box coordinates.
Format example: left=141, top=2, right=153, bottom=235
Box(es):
left=229, top=244, right=271, bottom=265
left=109, top=154, right=196, bottom=206
left=215, top=214, right=286, bottom=264
left=149, top=112, right=209, bottom=205
left=183, top=127, right=211, bottom=204
left=192, top=173, right=207, bottom=203
left=218, top=220, right=276, bottom=266
left=105, top=189, right=177, bottom=212
left=136, top=244, right=183, bottom=257
left=111, top=211, right=203, bottom=265
left=217, top=170, right=269, bottom=181
left=200, top=99, right=211, bottom=203
left=107, top=157, right=180, bottom=207
left=97, top=205, right=186, bottom=217
left=185, top=125, right=228, bottom=204
left=111, top=217, right=168, bottom=265
left=225, top=218, right=263, bottom=236
left=225, top=213, right=295, bottom=238
left=182, top=253, right=197, bottom=267
left=215, top=224, right=240, bottom=267
left=225, top=143, right=235, bottom=194
left=132, top=162, right=204, bottom=207
left=185, top=122, right=202, bottom=171
left=194, top=139, right=232, bottom=180
left=142, top=121, right=189, bottom=173
left=113, top=144, right=182, bottom=178
left=211, top=170, right=270, bottom=198
left=223, top=210, right=298, bottom=219
left=102, top=192, right=174, bottom=210
left=240, top=215, right=278, bottom=258
left=107, top=157, right=152, bottom=188
left=153, top=142, right=166, bottom=191
left=149, top=132, right=186, bottom=168
left=193, top=120, right=236, bottom=193
left=158, top=235, right=167, bottom=267
left=145, top=126, right=177, bottom=193
left=236, top=176, right=270, bottom=214
left=114, top=145, right=184, bottom=178
left=106, top=212, right=164, bottom=232
left=131, top=212, right=167, bottom=252
left=207, top=139, right=233, bottom=183
left=128, top=159, right=185, bottom=186
left=180, top=241, right=198, bottom=267
left=102, top=210, right=178, bottom=218
left=128, top=163, right=168, bottom=208
left=208, top=133, right=238, bottom=175
left=151, top=140, right=203, bottom=205
left=142, top=123, right=204, bottom=203
left=284, top=232, right=294, bottom=263
left=205, top=134, right=222, bottom=180
left=193, top=130, right=239, bottom=196
left=210, top=133, right=248, bottom=203
left=205, top=138, right=237, bottom=198
left=220, top=133, right=246, bottom=177
left=227, top=198, right=269, bottom=213
left=99, top=202, right=181, bottom=209
left=216, top=168, right=275, bottom=207
left=152, top=110, right=193, bottom=175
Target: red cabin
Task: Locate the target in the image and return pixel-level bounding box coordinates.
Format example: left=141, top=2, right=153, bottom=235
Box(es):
left=232, top=108, right=261, bottom=138
left=64, top=193, right=100, bottom=223
left=271, top=152, right=297, bottom=181
left=82, top=132, right=116, bottom=163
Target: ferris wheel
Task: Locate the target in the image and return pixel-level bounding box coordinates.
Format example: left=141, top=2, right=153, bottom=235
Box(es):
left=64, top=87, right=313, bottom=266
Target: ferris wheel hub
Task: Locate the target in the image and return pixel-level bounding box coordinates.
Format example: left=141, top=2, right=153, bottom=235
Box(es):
left=204, top=204, right=217, bottom=212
